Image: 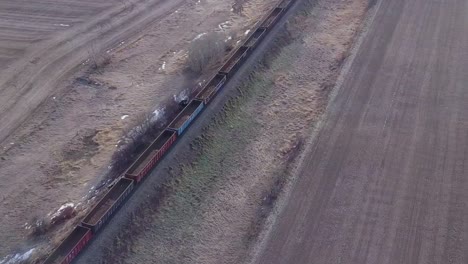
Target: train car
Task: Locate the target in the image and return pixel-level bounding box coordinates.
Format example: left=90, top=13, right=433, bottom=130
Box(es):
left=259, top=7, right=284, bottom=30
left=125, top=130, right=177, bottom=182
left=168, top=99, right=204, bottom=135
left=81, top=178, right=134, bottom=233
left=277, top=0, right=295, bottom=10
left=219, top=46, right=250, bottom=77
left=42, top=226, right=92, bottom=264
left=195, top=74, right=227, bottom=104
left=243, top=28, right=267, bottom=50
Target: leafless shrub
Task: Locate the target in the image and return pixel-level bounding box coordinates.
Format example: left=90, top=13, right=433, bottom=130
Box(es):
left=109, top=113, right=155, bottom=176
left=87, top=36, right=111, bottom=75
left=232, top=0, right=245, bottom=16
left=89, top=52, right=111, bottom=74
left=30, top=216, right=52, bottom=237
left=108, top=96, right=186, bottom=179
left=187, top=32, right=227, bottom=74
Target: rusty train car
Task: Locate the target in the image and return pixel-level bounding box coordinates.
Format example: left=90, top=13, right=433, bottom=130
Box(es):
left=125, top=130, right=177, bottom=183
left=42, top=0, right=296, bottom=263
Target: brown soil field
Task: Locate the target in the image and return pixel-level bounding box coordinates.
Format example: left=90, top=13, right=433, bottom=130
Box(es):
left=0, top=0, right=112, bottom=70
left=255, top=0, right=468, bottom=263
left=0, top=0, right=277, bottom=261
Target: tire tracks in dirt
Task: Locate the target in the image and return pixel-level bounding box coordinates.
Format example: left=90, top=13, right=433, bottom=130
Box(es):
left=0, top=0, right=187, bottom=145
left=254, top=0, right=468, bottom=263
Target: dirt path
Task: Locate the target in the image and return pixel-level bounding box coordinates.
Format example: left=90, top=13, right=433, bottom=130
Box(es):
left=255, top=0, right=468, bottom=263
left=0, top=0, right=187, bottom=145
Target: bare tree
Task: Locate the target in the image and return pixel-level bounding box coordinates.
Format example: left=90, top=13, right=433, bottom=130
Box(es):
left=87, top=23, right=111, bottom=74
left=188, top=32, right=227, bottom=74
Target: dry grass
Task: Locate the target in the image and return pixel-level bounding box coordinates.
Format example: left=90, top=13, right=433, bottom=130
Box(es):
left=100, top=69, right=270, bottom=263
left=88, top=52, right=111, bottom=75
left=98, top=20, right=303, bottom=263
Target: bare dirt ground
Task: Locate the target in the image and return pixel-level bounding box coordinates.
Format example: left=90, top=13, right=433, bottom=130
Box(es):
left=0, top=0, right=111, bottom=69
left=255, top=0, right=468, bottom=263
left=77, top=0, right=371, bottom=263
left=0, top=0, right=276, bottom=261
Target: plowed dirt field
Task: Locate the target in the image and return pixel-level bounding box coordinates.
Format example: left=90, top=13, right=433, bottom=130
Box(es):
left=255, top=0, right=468, bottom=263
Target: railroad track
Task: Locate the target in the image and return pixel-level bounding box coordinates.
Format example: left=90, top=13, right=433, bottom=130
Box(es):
left=42, top=0, right=297, bottom=263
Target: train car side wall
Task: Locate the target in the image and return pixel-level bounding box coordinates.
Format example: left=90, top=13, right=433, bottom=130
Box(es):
left=125, top=131, right=176, bottom=182
left=178, top=101, right=204, bottom=135
left=260, top=7, right=284, bottom=30
left=42, top=226, right=93, bottom=264
left=219, top=46, right=250, bottom=77
left=97, top=180, right=133, bottom=232
left=63, top=230, right=92, bottom=264
left=126, top=171, right=142, bottom=183
left=138, top=131, right=177, bottom=177
left=125, top=171, right=142, bottom=183
left=82, top=179, right=134, bottom=233
left=244, top=28, right=266, bottom=51
left=196, top=74, right=227, bottom=104
left=214, top=75, right=227, bottom=93
left=156, top=131, right=177, bottom=161
left=125, top=141, right=158, bottom=183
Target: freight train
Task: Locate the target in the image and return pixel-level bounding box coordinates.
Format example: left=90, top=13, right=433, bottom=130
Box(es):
left=42, top=0, right=296, bottom=262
